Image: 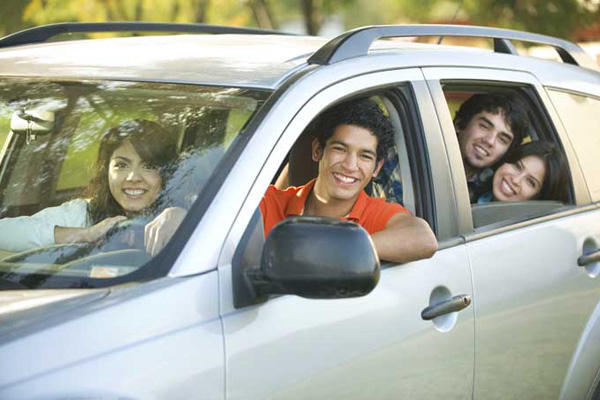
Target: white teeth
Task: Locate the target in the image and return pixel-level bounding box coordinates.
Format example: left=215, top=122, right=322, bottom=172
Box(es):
left=334, top=173, right=357, bottom=184
left=124, top=189, right=145, bottom=196
left=501, top=180, right=515, bottom=195
left=474, top=145, right=489, bottom=157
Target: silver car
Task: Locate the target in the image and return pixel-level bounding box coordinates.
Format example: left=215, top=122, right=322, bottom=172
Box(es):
left=0, top=22, right=599, bottom=399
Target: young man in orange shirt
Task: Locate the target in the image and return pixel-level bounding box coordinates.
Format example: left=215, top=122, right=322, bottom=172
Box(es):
left=260, top=98, right=437, bottom=264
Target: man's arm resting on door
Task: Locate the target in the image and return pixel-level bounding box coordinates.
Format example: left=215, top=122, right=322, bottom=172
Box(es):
left=371, top=213, right=438, bottom=264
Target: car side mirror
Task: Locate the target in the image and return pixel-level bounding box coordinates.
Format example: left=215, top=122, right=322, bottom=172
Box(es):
left=233, top=215, right=380, bottom=309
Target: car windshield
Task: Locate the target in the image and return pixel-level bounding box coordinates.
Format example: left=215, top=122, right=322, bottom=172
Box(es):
left=0, top=78, right=269, bottom=289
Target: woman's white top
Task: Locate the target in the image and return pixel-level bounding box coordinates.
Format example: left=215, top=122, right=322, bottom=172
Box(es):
left=0, top=199, right=90, bottom=252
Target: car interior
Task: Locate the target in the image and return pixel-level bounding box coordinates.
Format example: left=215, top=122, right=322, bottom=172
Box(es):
left=235, top=92, right=424, bottom=275
left=0, top=79, right=267, bottom=281
left=442, top=82, right=575, bottom=229
left=272, top=94, right=416, bottom=214
left=0, top=81, right=578, bottom=275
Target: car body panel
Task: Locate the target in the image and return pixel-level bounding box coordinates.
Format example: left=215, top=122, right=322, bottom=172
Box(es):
left=220, top=246, right=474, bottom=400
left=0, top=288, right=108, bottom=320
left=424, top=65, right=600, bottom=398
left=0, top=34, right=325, bottom=89
left=0, top=273, right=223, bottom=399
left=560, top=264, right=600, bottom=400
left=466, top=208, right=600, bottom=399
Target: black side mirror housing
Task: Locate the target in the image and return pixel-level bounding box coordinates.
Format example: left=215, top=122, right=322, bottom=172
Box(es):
left=233, top=215, right=380, bottom=308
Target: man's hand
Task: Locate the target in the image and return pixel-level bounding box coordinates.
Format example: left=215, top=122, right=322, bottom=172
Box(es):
left=55, top=215, right=127, bottom=244
left=370, top=214, right=438, bottom=264
left=144, top=207, right=187, bottom=256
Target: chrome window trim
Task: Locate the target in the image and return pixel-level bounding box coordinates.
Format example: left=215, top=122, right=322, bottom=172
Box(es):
left=464, top=203, right=598, bottom=242
left=545, top=85, right=600, bottom=101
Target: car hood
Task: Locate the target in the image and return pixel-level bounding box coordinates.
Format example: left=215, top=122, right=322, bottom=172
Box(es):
left=0, top=289, right=109, bottom=343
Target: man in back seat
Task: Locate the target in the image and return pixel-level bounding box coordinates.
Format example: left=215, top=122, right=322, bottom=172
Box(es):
left=453, top=93, right=529, bottom=202
left=260, top=98, right=437, bottom=264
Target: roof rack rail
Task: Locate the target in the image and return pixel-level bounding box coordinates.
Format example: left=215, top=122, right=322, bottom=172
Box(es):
left=0, top=21, right=290, bottom=49
left=308, top=24, right=597, bottom=69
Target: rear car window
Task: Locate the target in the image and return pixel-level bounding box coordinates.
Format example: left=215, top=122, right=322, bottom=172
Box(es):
left=441, top=82, right=574, bottom=228
left=547, top=89, right=600, bottom=201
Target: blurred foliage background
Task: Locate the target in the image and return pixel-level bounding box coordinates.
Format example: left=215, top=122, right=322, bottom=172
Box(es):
left=0, top=0, right=599, bottom=41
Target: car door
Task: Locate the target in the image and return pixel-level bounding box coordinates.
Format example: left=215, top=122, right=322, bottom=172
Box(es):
left=424, top=67, right=600, bottom=400
left=217, top=69, right=475, bottom=399
left=546, top=87, right=600, bottom=400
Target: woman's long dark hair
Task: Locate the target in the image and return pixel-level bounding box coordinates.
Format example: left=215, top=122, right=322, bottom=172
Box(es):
left=502, top=141, right=569, bottom=202
left=87, top=119, right=178, bottom=224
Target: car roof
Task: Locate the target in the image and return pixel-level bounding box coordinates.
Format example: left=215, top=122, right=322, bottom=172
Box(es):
left=0, top=25, right=598, bottom=92
left=0, top=34, right=327, bottom=89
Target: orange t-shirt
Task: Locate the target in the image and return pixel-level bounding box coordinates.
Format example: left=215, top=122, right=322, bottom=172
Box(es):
left=259, top=179, right=409, bottom=237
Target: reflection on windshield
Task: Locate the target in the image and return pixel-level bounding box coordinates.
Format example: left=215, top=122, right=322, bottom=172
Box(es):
left=0, top=79, right=269, bottom=289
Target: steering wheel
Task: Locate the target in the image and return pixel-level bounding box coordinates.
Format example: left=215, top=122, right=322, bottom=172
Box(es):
left=0, top=243, right=93, bottom=264
left=58, top=217, right=152, bottom=275
left=0, top=216, right=152, bottom=276
left=98, top=216, right=149, bottom=252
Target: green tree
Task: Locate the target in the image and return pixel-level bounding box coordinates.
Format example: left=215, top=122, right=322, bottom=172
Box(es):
left=246, top=0, right=278, bottom=29
left=0, top=0, right=32, bottom=35
left=460, top=0, right=600, bottom=39
left=0, top=0, right=598, bottom=41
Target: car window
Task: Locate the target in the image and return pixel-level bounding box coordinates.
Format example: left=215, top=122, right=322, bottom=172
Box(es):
left=547, top=89, right=600, bottom=202
left=237, top=88, right=432, bottom=271
left=273, top=94, right=414, bottom=209
left=440, top=82, right=574, bottom=229
left=271, top=89, right=432, bottom=216
left=0, top=78, right=269, bottom=289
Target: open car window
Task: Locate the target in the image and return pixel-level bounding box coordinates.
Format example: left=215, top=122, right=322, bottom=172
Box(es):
left=237, top=88, right=432, bottom=273
left=441, top=82, right=574, bottom=229
left=0, top=78, right=269, bottom=289
left=272, top=91, right=426, bottom=216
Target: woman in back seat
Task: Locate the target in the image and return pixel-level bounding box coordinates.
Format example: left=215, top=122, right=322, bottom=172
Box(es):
left=476, top=141, right=568, bottom=203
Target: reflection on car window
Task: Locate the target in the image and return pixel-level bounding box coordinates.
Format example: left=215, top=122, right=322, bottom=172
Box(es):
left=0, top=79, right=268, bottom=289
left=548, top=90, right=600, bottom=201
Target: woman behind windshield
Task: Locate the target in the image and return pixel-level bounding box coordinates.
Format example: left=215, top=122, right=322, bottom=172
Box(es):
left=476, top=141, right=568, bottom=203
left=0, top=119, right=185, bottom=255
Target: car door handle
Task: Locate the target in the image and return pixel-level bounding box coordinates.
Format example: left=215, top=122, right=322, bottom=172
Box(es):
left=578, top=250, right=600, bottom=266
left=421, top=294, right=471, bottom=320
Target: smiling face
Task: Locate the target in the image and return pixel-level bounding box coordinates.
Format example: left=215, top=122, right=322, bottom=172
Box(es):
left=458, top=111, right=515, bottom=175
left=492, top=155, right=546, bottom=202
left=312, top=124, right=383, bottom=205
left=107, top=140, right=162, bottom=213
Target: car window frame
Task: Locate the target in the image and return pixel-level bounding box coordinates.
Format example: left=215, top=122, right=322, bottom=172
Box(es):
left=218, top=67, right=460, bottom=309
left=422, top=67, right=591, bottom=238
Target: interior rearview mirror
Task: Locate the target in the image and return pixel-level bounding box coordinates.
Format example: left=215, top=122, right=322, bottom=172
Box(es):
left=10, top=109, right=56, bottom=136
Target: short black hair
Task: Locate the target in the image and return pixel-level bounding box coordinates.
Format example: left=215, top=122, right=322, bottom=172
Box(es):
left=454, top=93, right=530, bottom=156
left=312, top=98, right=394, bottom=161
left=87, top=119, right=178, bottom=223
left=504, top=141, right=569, bottom=202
